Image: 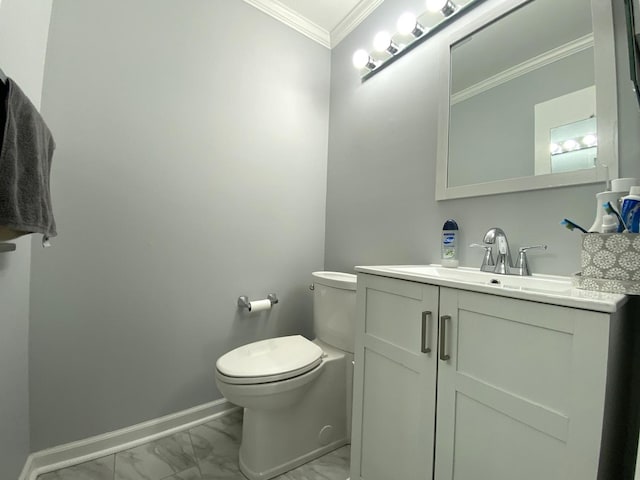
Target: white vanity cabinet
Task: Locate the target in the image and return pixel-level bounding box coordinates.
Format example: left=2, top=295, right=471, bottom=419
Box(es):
left=350, top=272, right=629, bottom=480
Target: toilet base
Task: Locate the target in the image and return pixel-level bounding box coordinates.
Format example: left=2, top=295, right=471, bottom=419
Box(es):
left=237, top=342, right=353, bottom=480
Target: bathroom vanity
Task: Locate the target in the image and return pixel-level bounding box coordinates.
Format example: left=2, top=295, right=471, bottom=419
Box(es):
left=350, top=266, right=631, bottom=480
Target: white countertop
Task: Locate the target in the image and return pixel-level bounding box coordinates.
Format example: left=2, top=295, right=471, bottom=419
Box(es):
left=355, top=265, right=628, bottom=313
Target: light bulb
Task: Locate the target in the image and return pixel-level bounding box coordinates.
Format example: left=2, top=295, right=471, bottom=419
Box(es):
left=397, top=12, right=417, bottom=35
left=582, top=134, right=598, bottom=147
left=550, top=143, right=562, bottom=155
left=373, top=31, right=392, bottom=52
left=352, top=49, right=375, bottom=70
left=563, top=139, right=580, bottom=151
left=397, top=12, right=425, bottom=37
left=373, top=31, right=399, bottom=55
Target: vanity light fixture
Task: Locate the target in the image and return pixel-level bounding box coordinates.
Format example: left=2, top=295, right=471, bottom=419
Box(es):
left=373, top=31, right=400, bottom=55
left=550, top=135, right=598, bottom=155
left=397, top=12, right=426, bottom=38
left=352, top=0, right=485, bottom=81
left=427, top=0, right=458, bottom=17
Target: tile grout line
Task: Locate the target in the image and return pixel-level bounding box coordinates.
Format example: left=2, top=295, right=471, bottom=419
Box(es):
left=186, top=428, right=204, bottom=479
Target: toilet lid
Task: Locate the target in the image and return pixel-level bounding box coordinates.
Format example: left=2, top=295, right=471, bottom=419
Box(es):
left=216, top=335, right=323, bottom=382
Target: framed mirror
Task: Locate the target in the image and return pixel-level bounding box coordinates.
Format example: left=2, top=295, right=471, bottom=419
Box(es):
left=435, top=0, right=618, bottom=200
left=624, top=0, right=640, bottom=108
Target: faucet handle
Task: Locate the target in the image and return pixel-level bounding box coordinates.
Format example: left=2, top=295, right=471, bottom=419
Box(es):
left=515, top=245, right=547, bottom=276
left=518, top=245, right=548, bottom=253
left=470, top=243, right=495, bottom=270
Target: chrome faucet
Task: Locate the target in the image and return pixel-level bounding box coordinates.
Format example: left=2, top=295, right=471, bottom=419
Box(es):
left=483, top=227, right=514, bottom=275
left=473, top=228, right=547, bottom=276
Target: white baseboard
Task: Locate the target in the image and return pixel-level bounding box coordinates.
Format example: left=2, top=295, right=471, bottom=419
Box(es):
left=19, top=399, right=238, bottom=480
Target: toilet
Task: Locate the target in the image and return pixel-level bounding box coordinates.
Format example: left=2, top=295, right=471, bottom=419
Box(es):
left=215, top=271, right=357, bottom=480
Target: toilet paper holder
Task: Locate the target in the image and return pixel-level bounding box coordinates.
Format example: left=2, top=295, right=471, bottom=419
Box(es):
left=237, top=293, right=279, bottom=311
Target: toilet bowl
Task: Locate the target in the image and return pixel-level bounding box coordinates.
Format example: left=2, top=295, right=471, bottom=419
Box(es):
left=215, top=271, right=356, bottom=480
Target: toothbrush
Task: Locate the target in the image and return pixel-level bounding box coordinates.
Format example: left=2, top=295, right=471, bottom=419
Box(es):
left=560, top=218, right=589, bottom=233
left=602, top=201, right=628, bottom=232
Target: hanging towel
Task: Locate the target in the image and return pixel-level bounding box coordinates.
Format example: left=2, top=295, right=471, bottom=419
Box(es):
left=0, top=77, right=56, bottom=242
left=0, top=77, right=22, bottom=241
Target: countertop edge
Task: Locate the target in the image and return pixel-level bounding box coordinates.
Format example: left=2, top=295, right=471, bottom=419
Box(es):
left=355, top=266, right=628, bottom=314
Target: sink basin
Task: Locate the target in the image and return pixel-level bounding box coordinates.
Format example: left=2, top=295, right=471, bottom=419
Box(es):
left=369, top=265, right=574, bottom=294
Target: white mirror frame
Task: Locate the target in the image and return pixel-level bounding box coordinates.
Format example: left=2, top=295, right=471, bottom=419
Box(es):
left=435, top=0, right=618, bottom=200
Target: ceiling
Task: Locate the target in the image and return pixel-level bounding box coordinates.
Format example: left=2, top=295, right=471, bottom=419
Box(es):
left=242, top=0, right=384, bottom=48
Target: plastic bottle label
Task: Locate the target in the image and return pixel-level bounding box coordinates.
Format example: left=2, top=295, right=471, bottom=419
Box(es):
left=622, top=199, right=640, bottom=233
left=442, top=233, right=456, bottom=258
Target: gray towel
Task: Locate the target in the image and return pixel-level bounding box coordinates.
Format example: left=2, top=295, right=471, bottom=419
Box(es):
left=0, top=78, right=56, bottom=240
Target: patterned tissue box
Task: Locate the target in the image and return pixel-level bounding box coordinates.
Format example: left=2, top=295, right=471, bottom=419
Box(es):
left=577, top=233, right=640, bottom=294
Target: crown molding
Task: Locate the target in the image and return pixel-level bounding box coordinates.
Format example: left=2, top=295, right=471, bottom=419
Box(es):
left=331, top=0, right=385, bottom=48
left=452, top=33, right=594, bottom=105
left=243, top=0, right=383, bottom=49
left=243, top=0, right=331, bottom=48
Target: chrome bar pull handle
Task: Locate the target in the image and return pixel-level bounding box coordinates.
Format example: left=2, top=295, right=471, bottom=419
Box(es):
left=421, top=311, right=432, bottom=354
left=439, top=315, right=451, bottom=361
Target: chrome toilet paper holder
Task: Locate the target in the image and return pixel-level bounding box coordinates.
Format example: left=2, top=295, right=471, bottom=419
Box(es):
left=237, top=293, right=279, bottom=310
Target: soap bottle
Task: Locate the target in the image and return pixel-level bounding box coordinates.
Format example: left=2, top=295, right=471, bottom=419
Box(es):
left=441, top=219, right=459, bottom=268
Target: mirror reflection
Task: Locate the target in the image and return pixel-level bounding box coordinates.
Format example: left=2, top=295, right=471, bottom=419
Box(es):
left=447, top=0, right=596, bottom=189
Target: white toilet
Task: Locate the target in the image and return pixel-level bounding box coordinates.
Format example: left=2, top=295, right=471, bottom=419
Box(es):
left=215, top=271, right=357, bottom=480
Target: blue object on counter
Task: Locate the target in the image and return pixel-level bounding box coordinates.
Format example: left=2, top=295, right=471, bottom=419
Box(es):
left=620, top=186, right=640, bottom=233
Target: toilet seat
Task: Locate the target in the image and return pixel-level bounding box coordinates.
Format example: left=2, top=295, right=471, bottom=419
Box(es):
left=216, top=335, right=323, bottom=385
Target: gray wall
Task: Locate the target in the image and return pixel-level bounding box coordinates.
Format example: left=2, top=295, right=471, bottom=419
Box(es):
left=30, top=0, right=330, bottom=450
left=0, top=0, right=52, bottom=475
left=325, top=0, right=640, bottom=275
left=0, top=243, right=31, bottom=479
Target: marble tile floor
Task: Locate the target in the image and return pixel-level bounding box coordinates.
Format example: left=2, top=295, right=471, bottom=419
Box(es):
left=38, top=410, right=350, bottom=480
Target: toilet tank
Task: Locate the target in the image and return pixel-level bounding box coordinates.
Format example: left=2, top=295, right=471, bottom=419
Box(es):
left=312, top=271, right=357, bottom=353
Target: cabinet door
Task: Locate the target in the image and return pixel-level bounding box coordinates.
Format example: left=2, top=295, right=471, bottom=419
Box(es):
left=350, top=274, right=439, bottom=480
left=434, top=288, right=610, bottom=480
